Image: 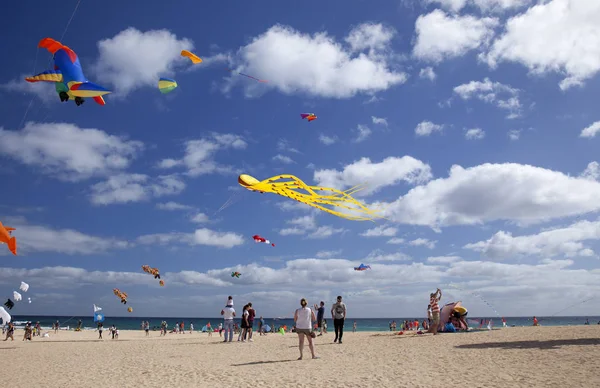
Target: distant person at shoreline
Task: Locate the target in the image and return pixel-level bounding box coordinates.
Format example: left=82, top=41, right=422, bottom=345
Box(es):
left=247, top=302, right=255, bottom=342
left=54, top=320, right=60, bottom=334
left=353, top=321, right=357, bottom=333
left=221, top=296, right=236, bottom=342
left=533, top=316, right=539, bottom=326
left=314, top=301, right=325, bottom=336
left=331, top=295, right=347, bottom=344
left=428, top=288, right=442, bottom=335
left=98, top=322, right=103, bottom=339
left=294, top=298, right=319, bottom=360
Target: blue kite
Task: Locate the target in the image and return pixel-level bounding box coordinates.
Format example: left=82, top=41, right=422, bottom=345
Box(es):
left=353, top=263, right=371, bottom=271
left=25, top=37, right=111, bottom=106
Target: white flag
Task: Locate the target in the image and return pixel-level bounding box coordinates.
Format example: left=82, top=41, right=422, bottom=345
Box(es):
left=93, top=304, right=102, bottom=312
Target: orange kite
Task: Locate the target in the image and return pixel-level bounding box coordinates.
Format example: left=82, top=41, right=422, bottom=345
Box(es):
left=0, top=221, right=16, bottom=255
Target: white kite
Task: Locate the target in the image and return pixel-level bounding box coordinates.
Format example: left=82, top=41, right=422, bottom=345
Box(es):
left=0, top=306, right=11, bottom=324
left=13, top=291, right=22, bottom=302
left=28, top=298, right=31, bottom=304
left=20, top=282, right=29, bottom=292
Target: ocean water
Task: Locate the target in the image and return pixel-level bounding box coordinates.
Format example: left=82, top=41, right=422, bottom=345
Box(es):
left=8, top=315, right=600, bottom=331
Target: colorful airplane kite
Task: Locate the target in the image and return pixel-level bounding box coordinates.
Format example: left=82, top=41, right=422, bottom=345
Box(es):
left=25, top=37, right=111, bottom=106
left=301, top=113, right=317, bottom=122
left=354, top=263, right=371, bottom=271
left=253, top=235, right=275, bottom=247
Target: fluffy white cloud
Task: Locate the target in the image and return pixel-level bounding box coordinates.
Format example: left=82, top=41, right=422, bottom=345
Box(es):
left=190, top=213, right=209, bottom=223
left=580, top=162, right=600, bottom=181
left=94, top=28, right=192, bottom=96
left=452, top=78, right=522, bottom=118
left=482, top=0, right=600, bottom=90
left=360, top=225, right=398, bottom=237
left=0, top=75, right=57, bottom=103
left=580, top=121, right=600, bottom=138
left=465, top=128, right=485, bottom=140
left=426, top=0, right=532, bottom=13
left=318, top=134, right=338, bottom=145
left=386, top=237, right=405, bottom=244
left=413, top=10, right=499, bottom=63
left=464, top=219, right=600, bottom=259
left=415, top=121, right=443, bottom=136
left=508, top=129, right=521, bottom=140
left=316, top=249, right=342, bottom=258
left=276, top=139, right=301, bottom=154
left=222, top=24, right=407, bottom=98
left=375, top=162, right=600, bottom=228
left=371, top=116, right=388, bottom=126
left=307, top=226, right=347, bottom=239
left=0, top=122, right=143, bottom=181
left=137, top=228, right=244, bottom=248
left=157, top=133, right=247, bottom=176
left=427, top=255, right=461, bottom=264
left=4, top=217, right=130, bottom=255
left=353, top=124, right=372, bottom=143
left=314, top=156, right=432, bottom=196
left=365, top=250, right=411, bottom=262
left=89, top=174, right=185, bottom=205
left=156, top=202, right=193, bottom=211
left=277, top=215, right=346, bottom=238
left=409, top=238, right=437, bottom=249
left=419, top=67, right=436, bottom=81
left=272, top=154, right=295, bottom=164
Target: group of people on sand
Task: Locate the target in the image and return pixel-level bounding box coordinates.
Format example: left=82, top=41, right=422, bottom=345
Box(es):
left=2, top=321, right=42, bottom=341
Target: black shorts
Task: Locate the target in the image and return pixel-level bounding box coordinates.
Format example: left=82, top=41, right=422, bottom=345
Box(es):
left=317, top=319, right=323, bottom=328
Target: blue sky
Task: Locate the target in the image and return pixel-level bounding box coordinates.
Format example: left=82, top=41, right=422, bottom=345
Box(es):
left=1, top=0, right=600, bottom=318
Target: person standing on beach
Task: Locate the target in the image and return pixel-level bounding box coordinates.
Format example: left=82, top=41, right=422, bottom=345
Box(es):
left=238, top=304, right=249, bottom=342
left=145, top=321, right=150, bottom=337
left=294, top=298, right=319, bottom=360
left=55, top=320, right=59, bottom=334
left=247, top=303, right=255, bottom=342
left=3, top=322, right=14, bottom=341
left=353, top=321, right=357, bottom=333
left=98, top=322, right=103, bottom=339
left=331, top=295, right=347, bottom=344
left=221, top=296, right=236, bottom=342
left=428, top=288, right=442, bottom=335
left=314, top=301, right=325, bottom=336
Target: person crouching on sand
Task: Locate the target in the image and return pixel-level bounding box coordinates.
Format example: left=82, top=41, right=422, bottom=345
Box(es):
left=294, top=298, right=319, bottom=360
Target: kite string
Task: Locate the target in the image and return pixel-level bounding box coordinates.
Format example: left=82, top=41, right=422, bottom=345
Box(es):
left=18, top=0, right=82, bottom=130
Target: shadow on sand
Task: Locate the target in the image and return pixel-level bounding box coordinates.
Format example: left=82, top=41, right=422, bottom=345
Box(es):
left=231, top=359, right=296, bottom=366
left=456, top=338, right=600, bottom=350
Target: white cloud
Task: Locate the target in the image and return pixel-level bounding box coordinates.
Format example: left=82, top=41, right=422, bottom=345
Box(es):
left=413, top=10, right=499, bottom=63
left=508, top=129, right=521, bottom=140
left=419, top=67, right=437, bottom=81
left=190, top=213, right=209, bottom=223
left=272, top=154, right=295, bottom=164
left=580, top=162, right=600, bottom=181
left=94, top=28, right=193, bottom=96
left=453, top=78, right=521, bottom=118
left=221, top=24, right=407, bottom=98
left=89, top=174, right=185, bottom=205
left=375, top=162, right=600, bottom=228
left=319, top=134, right=338, bottom=145
left=316, top=250, right=342, bottom=258
left=276, top=139, right=300, bottom=154
left=0, top=122, right=143, bottom=181
left=465, top=128, right=485, bottom=140
left=360, top=225, right=398, bottom=237
left=464, top=219, right=600, bottom=259
left=365, top=249, right=411, bottom=262
left=277, top=215, right=346, bottom=239
left=409, top=238, right=437, bottom=249
left=0, top=75, right=58, bottom=103
left=156, top=202, right=193, bottom=211
left=137, top=228, right=244, bottom=249
left=427, top=256, right=461, bottom=264
left=157, top=133, right=247, bottom=176
left=5, top=217, right=130, bottom=255
left=353, top=124, right=372, bottom=143
left=314, top=156, right=432, bottom=196
left=580, top=121, right=600, bottom=138
left=482, top=0, right=600, bottom=90
left=307, top=226, right=347, bottom=239
left=386, top=237, right=405, bottom=244
left=371, top=116, right=388, bottom=127
left=415, top=121, right=443, bottom=136
left=426, top=0, right=532, bottom=13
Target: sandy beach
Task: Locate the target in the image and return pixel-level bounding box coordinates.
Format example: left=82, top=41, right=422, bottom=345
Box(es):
left=2, top=326, right=600, bottom=388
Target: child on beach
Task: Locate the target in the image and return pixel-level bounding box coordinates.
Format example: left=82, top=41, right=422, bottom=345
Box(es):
left=218, top=322, right=223, bottom=336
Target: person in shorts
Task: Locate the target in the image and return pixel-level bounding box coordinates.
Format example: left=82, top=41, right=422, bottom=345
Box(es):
left=294, top=298, right=319, bottom=360
left=315, top=301, right=325, bottom=336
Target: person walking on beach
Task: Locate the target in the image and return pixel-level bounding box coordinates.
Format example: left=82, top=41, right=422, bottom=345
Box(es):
left=331, top=295, right=347, bottom=344
left=294, top=298, right=319, bottom=360
left=258, top=316, right=264, bottom=335
left=54, top=320, right=60, bottom=334
left=428, top=288, right=442, bottom=335
left=98, top=322, right=103, bottom=339
left=221, top=296, right=236, bottom=342
left=3, top=322, right=14, bottom=341
left=190, top=322, right=194, bottom=333
left=238, top=304, right=249, bottom=342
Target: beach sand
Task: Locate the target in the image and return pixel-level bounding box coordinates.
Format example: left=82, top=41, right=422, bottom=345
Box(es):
left=2, top=326, right=600, bottom=388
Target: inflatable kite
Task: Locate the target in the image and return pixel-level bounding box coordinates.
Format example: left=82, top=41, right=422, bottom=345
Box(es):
left=181, top=50, right=202, bottom=64
left=158, top=78, right=177, bottom=94
left=12, top=291, right=22, bottom=302
left=301, top=113, right=317, bottom=122
left=127, top=307, right=133, bottom=313
left=142, top=265, right=161, bottom=279
left=231, top=271, right=241, bottom=278
left=0, top=221, right=17, bottom=255
left=0, top=306, right=10, bottom=325
left=253, top=235, right=275, bottom=247
left=353, top=263, right=371, bottom=271
left=238, top=174, right=384, bottom=221
left=20, top=282, right=29, bottom=292
left=225, top=68, right=268, bottom=83
left=4, top=299, right=14, bottom=310
left=159, top=280, right=165, bottom=287
left=113, top=288, right=128, bottom=304
left=28, top=298, right=31, bottom=304
left=25, top=38, right=111, bottom=106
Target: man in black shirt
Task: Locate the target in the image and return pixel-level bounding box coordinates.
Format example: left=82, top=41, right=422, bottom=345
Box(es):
left=315, top=301, right=325, bottom=336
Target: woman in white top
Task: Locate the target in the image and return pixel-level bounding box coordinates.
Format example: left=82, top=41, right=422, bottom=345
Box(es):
left=294, top=298, right=319, bottom=360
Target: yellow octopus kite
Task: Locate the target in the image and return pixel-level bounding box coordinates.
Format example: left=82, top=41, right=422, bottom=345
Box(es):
left=238, top=174, right=385, bottom=221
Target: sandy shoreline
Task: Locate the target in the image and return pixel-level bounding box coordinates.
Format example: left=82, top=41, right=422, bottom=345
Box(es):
left=2, top=326, right=600, bottom=387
